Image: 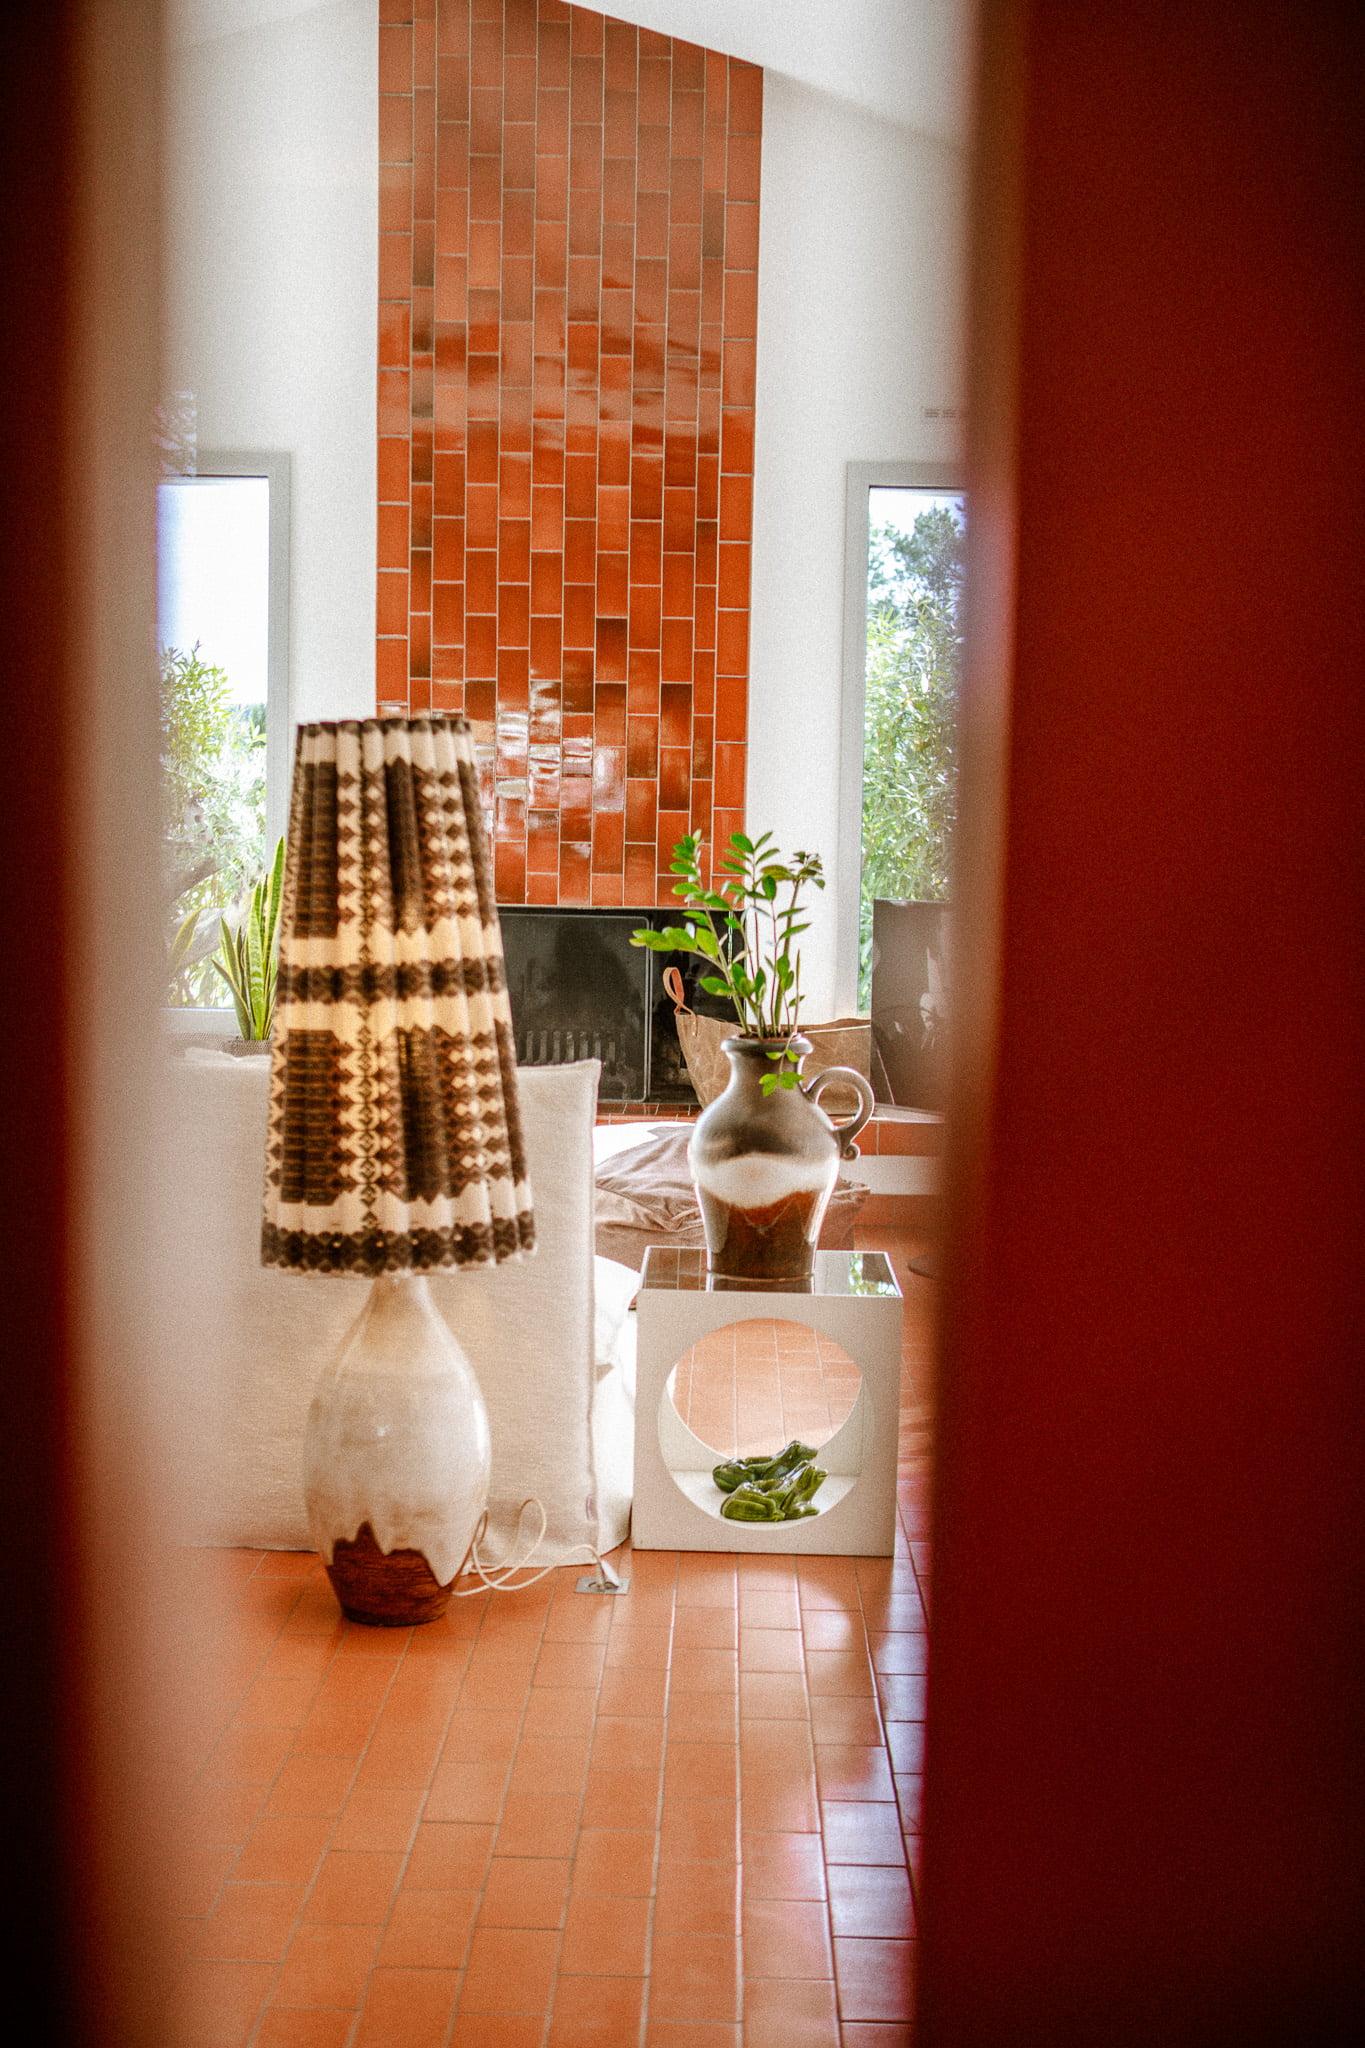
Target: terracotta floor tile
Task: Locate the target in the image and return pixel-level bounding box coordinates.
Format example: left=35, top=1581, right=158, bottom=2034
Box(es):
left=255, top=2010, right=354, bottom=2048
left=664, top=1739, right=738, bottom=1801
left=534, top=1638, right=607, bottom=1688
left=442, top=1707, right=524, bottom=1764
left=543, top=1591, right=615, bottom=1643
left=675, top=1557, right=738, bottom=1608
left=668, top=1648, right=738, bottom=1694
left=664, top=1688, right=738, bottom=1743
left=814, top=1746, right=896, bottom=1803
left=449, top=2019, right=545, bottom=2048
left=737, top=1585, right=803, bottom=1631
left=273, top=1921, right=380, bottom=2008
left=266, top=1755, right=356, bottom=1819
left=571, top=1825, right=657, bottom=1896
left=822, top=1810, right=908, bottom=1875
left=659, top=1789, right=741, bottom=1862
left=206, top=1721, right=295, bottom=1786
left=653, top=1856, right=738, bottom=1936
left=646, top=2026, right=740, bottom=2048
left=459, top=1925, right=560, bottom=2014
left=288, top=1698, right=382, bottom=1760
left=177, top=1959, right=274, bottom=2048
left=478, top=1855, right=572, bottom=1928
left=743, top=1975, right=841, bottom=2048
left=523, top=1685, right=603, bottom=1740
left=332, top=1784, right=425, bottom=1853
left=183, top=1843, right=238, bottom=1923
left=547, top=1972, right=647, bottom=2048
left=839, top=2025, right=914, bottom=2046
left=456, top=1663, right=534, bottom=1713
left=378, top=1885, right=479, bottom=1967
left=800, top=1609, right=865, bottom=1652
left=580, top=1762, right=662, bottom=1830
left=884, top=1723, right=925, bottom=1775
left=739, top=1671, right=810, bottom=1720
left=673, top=1605, right=738, bottom=1651
left=876, top=1675, right=929, bottom=1723
left=233, top=1812, right=332, bottom=1887
left=351, top=1966, right=462, bottom=2046
left=559, top=1890, right=650, bottom=1974
left=743, top=1895, right=834, bottom=1978
left=740, top=1765, right=820, bottom=1835
left=405, top=1821, right=496, bottom=1891
left=832, top=1937, right=916, bottom=2021
left=508, top=1735, right=591, bottom=1801
left=648, top=1931, right=740, bottom=2022
left=740, top=1830, right=828, bottom=1901
left=739, top=1628, right=804, bottom=1673
left=804, top=1651, right=875, bottom=1698
left=604, top=1625, right=673, bottom=1671
left=591, top=1714, right=667, bottom=1771
left=302, top=1849, right=404, bottom=1925
left=596, top=1666, right=669, bottom=1718
left=809, top=1696, right=885, bottom=1748
left=238, top=1676, right=322, bottom=1728
left=826, top=1865, right=915, bottom=1940
left=193, top=1882, right=304, bottom=1963
left=868, top=1634, right=928, bottom=1676
left=424, top=1756, right=511, bottom=1824
left=194, top=1781, right=268, bottom=1848
left=496, top=1788, right=582, bottom=1857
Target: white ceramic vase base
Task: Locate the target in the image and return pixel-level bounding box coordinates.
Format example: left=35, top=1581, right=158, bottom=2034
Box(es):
left=303, top=1272, right=491, bottom=1626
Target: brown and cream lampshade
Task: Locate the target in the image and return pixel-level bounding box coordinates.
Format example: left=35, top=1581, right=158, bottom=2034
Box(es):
left=263, top=716, right=534, bottom=1626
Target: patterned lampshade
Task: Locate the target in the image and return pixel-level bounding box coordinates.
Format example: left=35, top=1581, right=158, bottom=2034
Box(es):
left=261, top=717, right=535, bottom=1275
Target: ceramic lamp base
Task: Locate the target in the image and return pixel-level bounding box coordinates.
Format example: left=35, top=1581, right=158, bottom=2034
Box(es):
left=304, top=1271, right=491, bottom=1628
left=325, top=1520, right=457, bottom=1626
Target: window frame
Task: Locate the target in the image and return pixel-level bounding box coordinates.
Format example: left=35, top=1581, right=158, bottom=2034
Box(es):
left=160, top=448, right=292, bottom=1033
left=836, top=459, right=964, bottom=1015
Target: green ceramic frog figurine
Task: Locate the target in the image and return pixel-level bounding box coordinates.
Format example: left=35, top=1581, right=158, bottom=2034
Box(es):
left=713, top=1439, right=827, bottom=1521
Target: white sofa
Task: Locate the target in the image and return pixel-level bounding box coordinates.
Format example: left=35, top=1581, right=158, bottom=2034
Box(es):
left=158, top=1052, right=636, bottom=1563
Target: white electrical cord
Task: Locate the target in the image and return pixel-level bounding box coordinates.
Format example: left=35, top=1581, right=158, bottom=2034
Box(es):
left=452, top=1498, right=621, bottom=1596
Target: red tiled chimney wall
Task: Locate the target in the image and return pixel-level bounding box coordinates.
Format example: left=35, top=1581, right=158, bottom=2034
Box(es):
left=376, top=0, right=760, bottom=905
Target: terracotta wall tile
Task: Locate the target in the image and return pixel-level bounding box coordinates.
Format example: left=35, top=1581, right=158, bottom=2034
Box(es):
left=377, top=0, right=760, bottom=903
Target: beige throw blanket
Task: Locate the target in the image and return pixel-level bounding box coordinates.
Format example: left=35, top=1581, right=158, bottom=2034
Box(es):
left=593, top=1125, right=866, bottom=1270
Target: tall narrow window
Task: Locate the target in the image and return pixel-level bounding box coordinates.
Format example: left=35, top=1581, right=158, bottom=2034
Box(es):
left=838, top=466, right=964, bottom=1013
left=157, top=453, right=290, bottom=1012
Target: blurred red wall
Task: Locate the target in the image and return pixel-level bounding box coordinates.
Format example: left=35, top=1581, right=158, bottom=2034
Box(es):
left=917, top=2, right=1364, bottom=2041
left=916, top=8, right=1365, bottom=2039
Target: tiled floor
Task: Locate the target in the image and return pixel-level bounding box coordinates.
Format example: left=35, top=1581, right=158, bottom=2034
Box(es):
left=178, top=1222, right=933, bottom=2047
left=670, top=1320, right=862, bottom=1459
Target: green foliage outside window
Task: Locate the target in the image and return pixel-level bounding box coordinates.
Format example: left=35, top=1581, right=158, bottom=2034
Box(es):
left=162, top=643, right=266, bottom=1005
left=858, top=501, right=965, bottom=1008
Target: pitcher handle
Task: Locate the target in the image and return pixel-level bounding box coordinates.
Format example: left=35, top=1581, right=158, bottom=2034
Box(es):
left=803, top=1066, right=875, bottom=1159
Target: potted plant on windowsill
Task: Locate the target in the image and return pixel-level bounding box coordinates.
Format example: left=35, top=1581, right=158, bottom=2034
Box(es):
left=211, top=837, right=284, bottom=1054
left=631, top=831, right=874, bottom=1289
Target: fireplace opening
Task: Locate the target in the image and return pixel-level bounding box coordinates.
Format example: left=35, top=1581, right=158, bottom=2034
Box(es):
left=497, top=907, right=732, bottom=1104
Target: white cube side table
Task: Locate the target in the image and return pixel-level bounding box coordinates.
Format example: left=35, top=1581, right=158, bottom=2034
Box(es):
left=631, top=1247, right=904, bottom=1556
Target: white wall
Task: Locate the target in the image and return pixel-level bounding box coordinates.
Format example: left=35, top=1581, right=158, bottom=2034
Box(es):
left=164, top=0, right=377, bottom=728
left=747, top=78, right=968, bottom=1016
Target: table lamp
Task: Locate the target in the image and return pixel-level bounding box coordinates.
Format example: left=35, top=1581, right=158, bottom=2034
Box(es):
left=262, top=716, right=534, bottom=1626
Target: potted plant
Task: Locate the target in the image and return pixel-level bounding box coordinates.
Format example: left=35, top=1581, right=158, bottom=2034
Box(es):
left=211, top=837, right=285, bottom=1053
left=632, top=831, right=873, bottom=1287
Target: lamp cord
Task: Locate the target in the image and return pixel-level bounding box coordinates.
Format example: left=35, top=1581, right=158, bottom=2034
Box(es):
left=451, top=1498, right=621, bottom=1596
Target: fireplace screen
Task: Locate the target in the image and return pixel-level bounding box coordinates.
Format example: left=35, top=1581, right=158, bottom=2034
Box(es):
left=497, top=909, right=732, bottom=1103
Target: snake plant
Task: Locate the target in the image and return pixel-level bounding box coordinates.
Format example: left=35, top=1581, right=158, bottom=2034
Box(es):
left=211, top=837, right=285, bottom=1040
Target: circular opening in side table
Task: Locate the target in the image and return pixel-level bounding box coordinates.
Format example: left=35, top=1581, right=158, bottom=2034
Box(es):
left=660, top=1318, right=865, bottom=1526
left=633, top=1246, right=903, bottom=1554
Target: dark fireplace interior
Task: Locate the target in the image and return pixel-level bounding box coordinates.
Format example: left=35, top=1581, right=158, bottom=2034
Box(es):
left=497, top=907, right=732, bottom=1103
